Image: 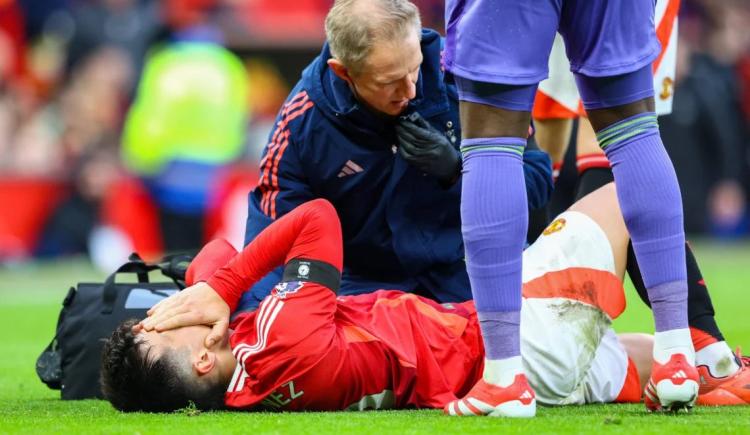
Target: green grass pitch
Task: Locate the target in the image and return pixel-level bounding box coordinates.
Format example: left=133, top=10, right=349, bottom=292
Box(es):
left=1, top=242, right=749, bottom=434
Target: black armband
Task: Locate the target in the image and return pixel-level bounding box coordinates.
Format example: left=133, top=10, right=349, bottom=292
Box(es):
left=282, top=258, right=341, bottom=293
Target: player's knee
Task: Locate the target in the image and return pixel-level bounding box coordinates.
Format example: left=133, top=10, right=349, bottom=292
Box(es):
left=587, top=98, right=655, bottom=133
left=576, top=65, right=656, bottom=132
left=454, top=77, right=534, bottom=138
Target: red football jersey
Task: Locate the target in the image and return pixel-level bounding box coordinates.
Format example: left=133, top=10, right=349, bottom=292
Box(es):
left=223, top=285, right=483, bottom=411
left=191, top=199, right=484, bottom=411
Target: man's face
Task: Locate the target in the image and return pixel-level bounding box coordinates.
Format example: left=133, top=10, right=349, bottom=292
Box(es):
left=348, top=30, right=423, bottom=117
left=138, top=325, right=235, bottom=382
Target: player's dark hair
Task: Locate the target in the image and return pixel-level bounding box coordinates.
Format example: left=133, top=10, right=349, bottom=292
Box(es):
left=100, top=319, right=226, bottom=412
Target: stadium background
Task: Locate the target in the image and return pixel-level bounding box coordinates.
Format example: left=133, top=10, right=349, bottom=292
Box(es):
left=0, top=1, right=749, bottom=433
left=0, top=0, right=748, bottom=267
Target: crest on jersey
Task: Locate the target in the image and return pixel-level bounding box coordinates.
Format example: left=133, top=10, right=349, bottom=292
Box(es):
left=273, top=281, right=304, bottom=299
left=659, top=77, right=674, bottom=101
left=297, top=263, right=310, bottom=278
left=543, top=218, right=566, bottom=236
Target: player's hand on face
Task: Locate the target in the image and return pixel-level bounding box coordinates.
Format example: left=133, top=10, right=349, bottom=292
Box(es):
left=139, top=281, right=230, bottom=348
left=396, top=111, right=461, bottom=183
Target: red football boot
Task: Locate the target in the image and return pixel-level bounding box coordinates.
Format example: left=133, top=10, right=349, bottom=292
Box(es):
left=444, top=374, right=536, bottom=418
left=698, top=349, right=750, bottom=406
left=644, top=353, right=700, bottom=412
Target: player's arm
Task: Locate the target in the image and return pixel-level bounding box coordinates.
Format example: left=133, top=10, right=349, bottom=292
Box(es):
left=140, top=199, right=343, bottom=345
left=209, top=198, right=342, bottom=311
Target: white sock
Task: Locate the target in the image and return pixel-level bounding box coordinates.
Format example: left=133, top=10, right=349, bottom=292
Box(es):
left=696, top=341, right=740, bottom=378
left=653, top=328, right=695, bottom=365
left=483, top=356, right=524, bottom=387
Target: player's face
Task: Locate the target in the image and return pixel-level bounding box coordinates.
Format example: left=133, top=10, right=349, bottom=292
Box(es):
left=138, top=325, right=233, bottom=373
left=349, top=30, right=422, bottom=117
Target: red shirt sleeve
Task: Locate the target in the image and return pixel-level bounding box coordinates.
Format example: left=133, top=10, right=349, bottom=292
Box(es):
left=207, top=199, right=343, bottom=312
left=185, top=239, right=238, bottom=286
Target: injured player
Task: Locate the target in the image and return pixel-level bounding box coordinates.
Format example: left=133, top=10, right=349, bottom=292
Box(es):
left=101, top=186, right=749, bottom=414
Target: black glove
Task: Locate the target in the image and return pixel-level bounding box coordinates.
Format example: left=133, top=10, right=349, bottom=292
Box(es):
left=396, top=112, right=461, bottom=183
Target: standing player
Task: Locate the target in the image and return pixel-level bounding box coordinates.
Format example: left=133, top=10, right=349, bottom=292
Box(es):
left=444, top=0, right=697, bottom=415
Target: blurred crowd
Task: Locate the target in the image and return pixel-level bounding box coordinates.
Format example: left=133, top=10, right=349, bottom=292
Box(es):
left=0, top=0, right=748, bottom=267
left=662, top=0, right=750, bottom=236
left=0, top=0, right=297, bottom=266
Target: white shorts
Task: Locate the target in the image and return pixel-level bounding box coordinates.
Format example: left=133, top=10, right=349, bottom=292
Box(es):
left=520, top=211, right=630, bottom=405
left=534, top=0, right=679, bottom=118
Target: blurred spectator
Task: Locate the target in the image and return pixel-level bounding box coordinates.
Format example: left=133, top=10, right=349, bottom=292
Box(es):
left=34, top=46, right=134, bottom=258
left=660, top=0, right=750, bottom=236
left=121, top=42, right=248, bottom=252
left=35, top=145, right=122, bottom=257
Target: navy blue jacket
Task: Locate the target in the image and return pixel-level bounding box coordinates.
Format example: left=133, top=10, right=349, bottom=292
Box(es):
left=240, top=29, right=553, bottom=311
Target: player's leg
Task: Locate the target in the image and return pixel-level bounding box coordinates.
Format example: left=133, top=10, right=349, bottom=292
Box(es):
left=519, top=186, right=629, bottom=405
left=568, top=180, right=743, bottom=363
left=626, top=246, right=745, bottom=395
left=444, top=83, right=538, bottom=419
left=589, top=102, right=697, bottom=412
left=573, top=114, right=740, bottom=386
left=567, top=183, right=628, bottom=278
left=443, top=0, right=561, bottom=418
left=572, top=149, right=748, bottom=406
left=575, top=163, right=748, bottom=403
left=619, top=333, right=655, bottom=392
left=565, top=181, right=736, bottom=388
left=577, top=329, right=642, bottom=404
left=534, top=118, right=573, bottom=181
left=532, top=186, right=651, bottom=406
left=560, top=0, right=697, bottom=410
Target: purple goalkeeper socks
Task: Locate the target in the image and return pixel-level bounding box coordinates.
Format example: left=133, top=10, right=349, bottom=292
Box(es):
left=599, top=113, right=688, bottom=332
left=460, top=137, right=527, bottom=360
left=478, top=311, right=522, bottom=360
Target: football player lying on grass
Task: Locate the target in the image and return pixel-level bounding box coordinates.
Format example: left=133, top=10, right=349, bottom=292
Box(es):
left=101, top=187, right=749, bottom=414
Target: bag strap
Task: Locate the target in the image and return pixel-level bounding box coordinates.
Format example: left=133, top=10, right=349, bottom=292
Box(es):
left=158, top=253, right=192, bottom=284
left=101, top=253, right=187, bottom=314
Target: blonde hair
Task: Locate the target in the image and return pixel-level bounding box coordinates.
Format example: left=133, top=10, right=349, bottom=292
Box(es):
left=325, top=0, right=422, bottom=74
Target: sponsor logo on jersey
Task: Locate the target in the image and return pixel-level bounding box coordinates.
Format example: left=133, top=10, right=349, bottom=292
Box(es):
left=543, top=218, right=566, bottom=236
left=273, top=281, right=304, bottom=299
